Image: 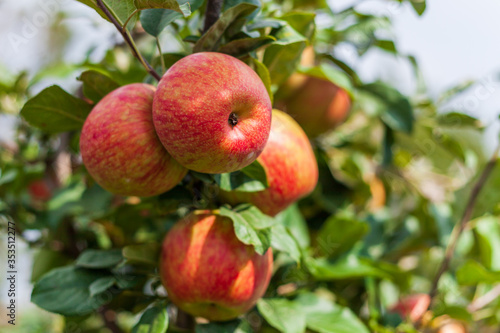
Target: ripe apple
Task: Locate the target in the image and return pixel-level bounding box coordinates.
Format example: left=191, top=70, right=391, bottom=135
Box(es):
left=390, top=293, right=431, bottom=323
left=153, top=52, right=272, bottom=174
left=160, top=211, right=273, bottom=321
left=220, top=109, right=318, bottom=216
left=283, top=77, right=351, bottom=137
left=80, top=83, right=187, bottom=197
left=28, top=179, right=52, bottom=201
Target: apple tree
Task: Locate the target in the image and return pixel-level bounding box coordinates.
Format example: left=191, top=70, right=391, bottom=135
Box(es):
left=1, top=0, right=499, bottom=332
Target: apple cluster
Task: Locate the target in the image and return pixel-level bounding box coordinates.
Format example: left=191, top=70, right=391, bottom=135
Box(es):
left=79, top=51, right=348, bottom=321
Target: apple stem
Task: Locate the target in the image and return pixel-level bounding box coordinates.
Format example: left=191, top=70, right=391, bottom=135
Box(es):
left=228, top=112, right=238, bottom=127
left=95, top=0, right=162, bottom=81
left=203, top=0, right=223, bottom=33
left=428, top=144, right=500, bottom=303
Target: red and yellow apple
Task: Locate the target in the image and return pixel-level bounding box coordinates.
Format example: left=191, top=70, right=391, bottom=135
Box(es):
left=153, top=52, right=272, bottom=174
left=220, top=109, right=318, bottom=216
left=283, top=77, right=351, bottom=137
left=80, top=83, right=187, bottom=197
left=390, top=293, right=431, bottom=323
left=160, top=211, right=273, bottom=321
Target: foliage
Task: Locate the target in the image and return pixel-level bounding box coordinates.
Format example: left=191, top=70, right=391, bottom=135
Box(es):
left=1, top=0, right=499, bottom=332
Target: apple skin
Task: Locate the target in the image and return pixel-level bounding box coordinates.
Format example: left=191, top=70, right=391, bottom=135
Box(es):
left=80, top=83, right=187, bottom=197
left=160, top=211, right=273, bottom=321
left=390, top=293, right=431, bottom=323
left=282, top=76, right=351, bottom=137
left=153, top=52, right=272, bottom=174
left=220, top=109, right=319, bottom=216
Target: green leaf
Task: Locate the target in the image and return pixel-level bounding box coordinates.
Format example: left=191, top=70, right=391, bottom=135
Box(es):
left=456, top=260, right=500, bottom=285
left=219, top=205, right=275, bottom=255
left=31, top=249, right=71, bottom=283
left=270, top=224, right=301, bottom=263
left=196, top=319, right=252, bottom=333
left=473, top=216, right=500, bottom=270
left=132, top=304, right=169, bottom=333
left=31, top=266, right=112, bottom=316
left=252, top=58, right=273, bottom=103
left=257, top=298, right=307, bottom=333
left=437, top=112, right=483, bottom=129
left=218, top=36, right=276, bottom=58
left=280, top=12, right=316, bottom=40
left=361, top=82, right=414, bottom=133
left=410, top=0, right=426, bottom=16
left=275, top=204, right=310, bottom=249
left=20, top=86, right=92, bottom=133
left=316, top=216, right=369, bottom=258
left=305, top=256, right=391, bottom=280
left=295, top=293, right=370, bottom=333
left=298, top=63, right=353, bottom=95
left=76, top=249, right=123, bottom=269
left=89, top=276, right=116, bottom=297
left=135, top=0, right=191, bottom=15
left=193, top=3, right=259, bottom=52
left=123, top=243, right=161, bottom=266
left=78, top=70, right=120, bottom=103
left=214, top=160, right=269, bottom=192
left=140, top=9, right=181, bottom=37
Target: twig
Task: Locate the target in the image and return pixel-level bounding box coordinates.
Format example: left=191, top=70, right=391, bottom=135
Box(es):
left=429, top=144, right=500, bottom=300
left=203, top=0, right=223, bottom=32
left=99, top=306, right=124, bottom=333
left=96, top=0, right=161, bottom=81
left=467, top=284, right=500, bottom=312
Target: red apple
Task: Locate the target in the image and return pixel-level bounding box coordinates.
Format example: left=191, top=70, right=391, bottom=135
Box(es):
left=80, top=83, right=187, bottom=197
left=160, top=211, right=273, bottom=321
left=220, top=109, right=318, bottom=216
left=28, top=179, right=52, bottom=201
left=153, top=52, right=272, bottom=174
left=283, top=76, right=351, bottom=137
left=390, top=293, right=431, bottom=323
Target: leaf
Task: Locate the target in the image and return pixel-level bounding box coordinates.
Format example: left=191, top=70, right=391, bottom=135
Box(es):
left=123, top=243, right=161, bottom=266
left=410, top=0, right=426, bottom=16
left=78, top=70, right=120, bottom=103
left=316, top=216, right=369, bottom=258
left=456, top=260, right=500, bottom=285
left=473, top=216, right=500, bottom=271
left=31, top=249, right=71, bottom=283
left=89, top=276, right=116, bottom=297
left=361, top=82, right=414, bottom=133
left=298, top=63, right=353, bottom=94
left=135, top=0, right=191, bottom=15
left=305, top=256, right=391, bottom=280
left=193, top=3, right=259, bottom=52
left=196, top=319, right=252, bottom=333
left=275, top=204, right=310, bottom=249
left=20, top=86, right=92, bottom=133
left=218, top=36, right=276, bottom=58
left=31, top=266, right=112, bottom=316
left=140, top=9, right=181, bottom=37
left=270, top=224, right=301, bottom=263
left=76, top=249, right=123, bottom=269
left=219, top=205, right=275, bottom=255
left=437, top=112, right=483, bottom=129
left=257, top=298, right=307, bottom=333
left=132, top=304, right=169, bottom=333
left=252, top=58, right=273, bottom=103
left=214, top=160, right=269, bottom=192
left=295, top=293, right=370, bottom=333
left=280, top=12, right=316, bottom=40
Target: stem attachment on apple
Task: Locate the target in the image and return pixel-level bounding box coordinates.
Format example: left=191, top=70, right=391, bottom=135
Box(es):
left=228, top=112, right=238, bottom=128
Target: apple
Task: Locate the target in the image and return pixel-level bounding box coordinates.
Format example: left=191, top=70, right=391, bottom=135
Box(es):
left=282, top=76, right=351, bottom=137
left=80, top=83, right=187, bottom=197
left=390, top=293, right=431, bottom=323
left=220, top=109, right=318, bottom=216
left=28, top=179, right=52, bottom=201
left=160, top=211, right=273, bottom=321
left=152, top=52, right=272, bottom=174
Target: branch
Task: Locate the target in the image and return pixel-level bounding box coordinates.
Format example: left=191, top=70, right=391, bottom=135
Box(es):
left=96, top=0, right=161, bottom=81
left=99, top=306, right=124, bottom=333
left=467, top=284, right=500, bottom=312
left=429, top=144, right=500, bottom=300
left=203, top=0, right=223, bottom=33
